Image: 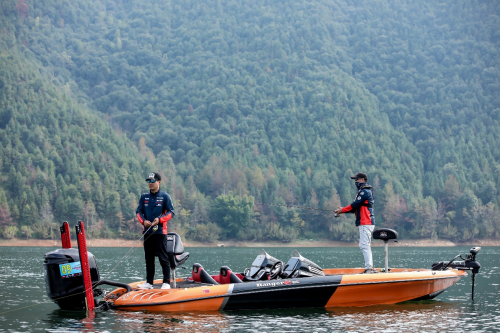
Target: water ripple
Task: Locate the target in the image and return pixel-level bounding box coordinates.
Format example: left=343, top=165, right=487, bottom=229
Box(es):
left=0, top=246, right=499, bottom=332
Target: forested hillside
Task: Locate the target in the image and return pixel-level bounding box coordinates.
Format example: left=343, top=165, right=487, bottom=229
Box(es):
left=0, top=0, right=499, bottom=242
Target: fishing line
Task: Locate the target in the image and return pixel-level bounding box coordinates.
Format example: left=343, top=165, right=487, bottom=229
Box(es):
left=254, top=201, right=338, bottom=212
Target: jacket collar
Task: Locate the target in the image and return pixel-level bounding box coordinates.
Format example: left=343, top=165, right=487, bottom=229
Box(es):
left=150, top=187, right=161, bottom=195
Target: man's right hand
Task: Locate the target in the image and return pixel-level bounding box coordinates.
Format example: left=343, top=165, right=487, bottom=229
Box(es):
left=144, top=220, right=152, bottom=227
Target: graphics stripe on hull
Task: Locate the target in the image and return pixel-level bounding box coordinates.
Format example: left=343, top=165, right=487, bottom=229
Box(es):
left=223, top=276, right=342, bottom=310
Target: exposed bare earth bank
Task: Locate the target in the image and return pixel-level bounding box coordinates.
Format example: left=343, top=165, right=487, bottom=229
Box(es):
left=1, top=238, right=498, bottom=248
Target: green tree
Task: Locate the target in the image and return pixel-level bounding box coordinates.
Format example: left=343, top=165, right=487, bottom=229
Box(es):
left=210, top=192, right=254, bottom=239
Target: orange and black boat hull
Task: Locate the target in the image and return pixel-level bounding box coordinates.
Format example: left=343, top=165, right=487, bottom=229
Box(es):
left=105, top=269, right=465, bottom=312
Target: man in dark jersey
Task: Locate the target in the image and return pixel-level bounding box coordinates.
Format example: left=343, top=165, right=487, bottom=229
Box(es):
left=334, top=172, right=376, bottom=273
left=136, top=172, right=175, bottom=289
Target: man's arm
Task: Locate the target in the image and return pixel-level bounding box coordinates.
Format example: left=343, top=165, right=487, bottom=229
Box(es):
left=157, top=194, right=175, bottom=225
left=336, top=191, right=369, bottom=214
left=136, top=195, right=147, bottom=225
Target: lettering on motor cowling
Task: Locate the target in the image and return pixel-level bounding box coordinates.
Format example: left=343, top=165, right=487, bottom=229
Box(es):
left=256, top=280, right=299, bottom=288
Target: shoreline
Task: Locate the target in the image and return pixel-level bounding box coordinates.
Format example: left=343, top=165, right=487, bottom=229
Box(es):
left=0, top=238, right=498, bottom=248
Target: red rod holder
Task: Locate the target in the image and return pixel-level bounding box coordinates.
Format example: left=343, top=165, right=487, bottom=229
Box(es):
left=76, top=221, right=95, bottom=313
left=60, top=221, right=71, bottom=249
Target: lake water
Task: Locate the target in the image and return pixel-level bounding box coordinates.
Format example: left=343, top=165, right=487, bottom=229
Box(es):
left=0, top=245, right=499, bottom=332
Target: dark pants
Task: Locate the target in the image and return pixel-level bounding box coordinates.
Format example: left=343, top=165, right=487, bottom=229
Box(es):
left=144, top=234, right=171, bottom=284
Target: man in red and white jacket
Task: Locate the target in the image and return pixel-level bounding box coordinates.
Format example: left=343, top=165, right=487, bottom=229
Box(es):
left=136, top=172, right=175, bottom=289
left=334, top=172, right=376, bottom=273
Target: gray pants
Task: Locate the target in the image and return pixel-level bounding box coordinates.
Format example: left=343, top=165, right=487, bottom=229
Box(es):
left=359, top=225, right=375, bottom=269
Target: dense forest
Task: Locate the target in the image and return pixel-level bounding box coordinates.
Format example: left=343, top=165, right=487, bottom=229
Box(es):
left=0, top=0, right=499, bottom=242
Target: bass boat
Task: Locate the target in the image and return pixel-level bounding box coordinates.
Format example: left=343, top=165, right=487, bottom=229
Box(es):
left=44, top=228, right=481, bottom=312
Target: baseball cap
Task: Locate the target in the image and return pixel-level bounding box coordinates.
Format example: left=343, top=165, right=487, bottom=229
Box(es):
left=350, top=172, right=368, bottom=180
left=145, top=172, right=161, bottom=181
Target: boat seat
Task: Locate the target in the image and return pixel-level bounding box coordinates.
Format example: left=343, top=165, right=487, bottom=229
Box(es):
left=165, top=232, right=190, bottom=269
left=373, top=228, right=398, bottom=241
left=174, top=253, right=189, bottom=266
left=192, top=263, right=219, bottom=285
left=219, top=266, right=243, bottom=284
left=373, top=228, right=398, bottom=273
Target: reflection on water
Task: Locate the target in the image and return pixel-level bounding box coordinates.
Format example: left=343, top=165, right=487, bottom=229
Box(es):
left=0, top=246, right=499, bottom=332
left=114, top=311, right=230, bottom=333
left=325, top=302, right=461, bottom=332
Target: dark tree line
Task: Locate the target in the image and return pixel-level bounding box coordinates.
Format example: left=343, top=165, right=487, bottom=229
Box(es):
left=0, top=0, right=499, bottom=242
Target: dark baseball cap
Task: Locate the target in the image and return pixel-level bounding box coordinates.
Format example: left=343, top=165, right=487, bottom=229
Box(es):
left=350, top=172, right=368, bottom=180
left=146, top=172, right=161, bottom=181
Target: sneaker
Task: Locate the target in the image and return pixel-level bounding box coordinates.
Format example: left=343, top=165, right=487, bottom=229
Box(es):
left=361, top=268, right=378, bottom=274
left=136, top=282, right=153, bottom=289
left=161, top=283, right=171, bottom=290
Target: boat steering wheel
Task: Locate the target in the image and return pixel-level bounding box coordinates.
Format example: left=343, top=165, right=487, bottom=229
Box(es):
left=269, top=261, right=284, bottom=279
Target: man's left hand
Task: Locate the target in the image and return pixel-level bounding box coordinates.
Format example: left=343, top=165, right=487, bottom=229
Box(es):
left=152, top=218, right=159, bottom=226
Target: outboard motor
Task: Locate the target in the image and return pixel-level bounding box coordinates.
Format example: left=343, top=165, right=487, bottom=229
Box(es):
left=281, top=250, right=325, bottom=279
left=43, top=248, right=100, bottom=310
left=244, top=250, right=283, bottom=281
left=44, top=222, right=132, bottom=311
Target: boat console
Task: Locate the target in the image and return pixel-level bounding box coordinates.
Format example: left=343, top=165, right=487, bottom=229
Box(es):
left=281, top=250, right=325, bottom=278
left=243, top=250, right=283, bottom=281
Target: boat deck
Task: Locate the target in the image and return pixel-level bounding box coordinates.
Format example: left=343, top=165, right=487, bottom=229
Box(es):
left=151, top=280, right=215, bottom=289
left=144, top=268, right=435, bottom=290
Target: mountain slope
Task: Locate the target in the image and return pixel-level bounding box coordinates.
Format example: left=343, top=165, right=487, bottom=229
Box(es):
left=0, top=0, right=498, bottom=241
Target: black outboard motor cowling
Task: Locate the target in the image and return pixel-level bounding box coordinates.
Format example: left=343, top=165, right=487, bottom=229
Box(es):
left=44, top=248, right=100, bottom=310
left=281, top=250, right=325, bottom=278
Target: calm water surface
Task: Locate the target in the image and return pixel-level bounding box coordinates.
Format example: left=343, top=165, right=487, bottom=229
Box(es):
left=0, top=245, right=499, bottom=332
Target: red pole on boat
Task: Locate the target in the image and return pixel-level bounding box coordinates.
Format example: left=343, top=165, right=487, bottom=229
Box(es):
left=60, top=221, right=71, bottom=249
left=75, top=221, right=95, bottom=313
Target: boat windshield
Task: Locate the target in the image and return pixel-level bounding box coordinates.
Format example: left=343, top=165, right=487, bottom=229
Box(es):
left=284, top=257, right=300, bottom=273
left=249, top=254, right=266, bottom=276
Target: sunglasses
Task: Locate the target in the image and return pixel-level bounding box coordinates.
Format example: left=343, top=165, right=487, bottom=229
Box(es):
left=146, top=179, right=157, bottom=183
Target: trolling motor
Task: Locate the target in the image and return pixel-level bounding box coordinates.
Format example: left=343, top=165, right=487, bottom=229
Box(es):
left=432, top=247, right=481, bottom=300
